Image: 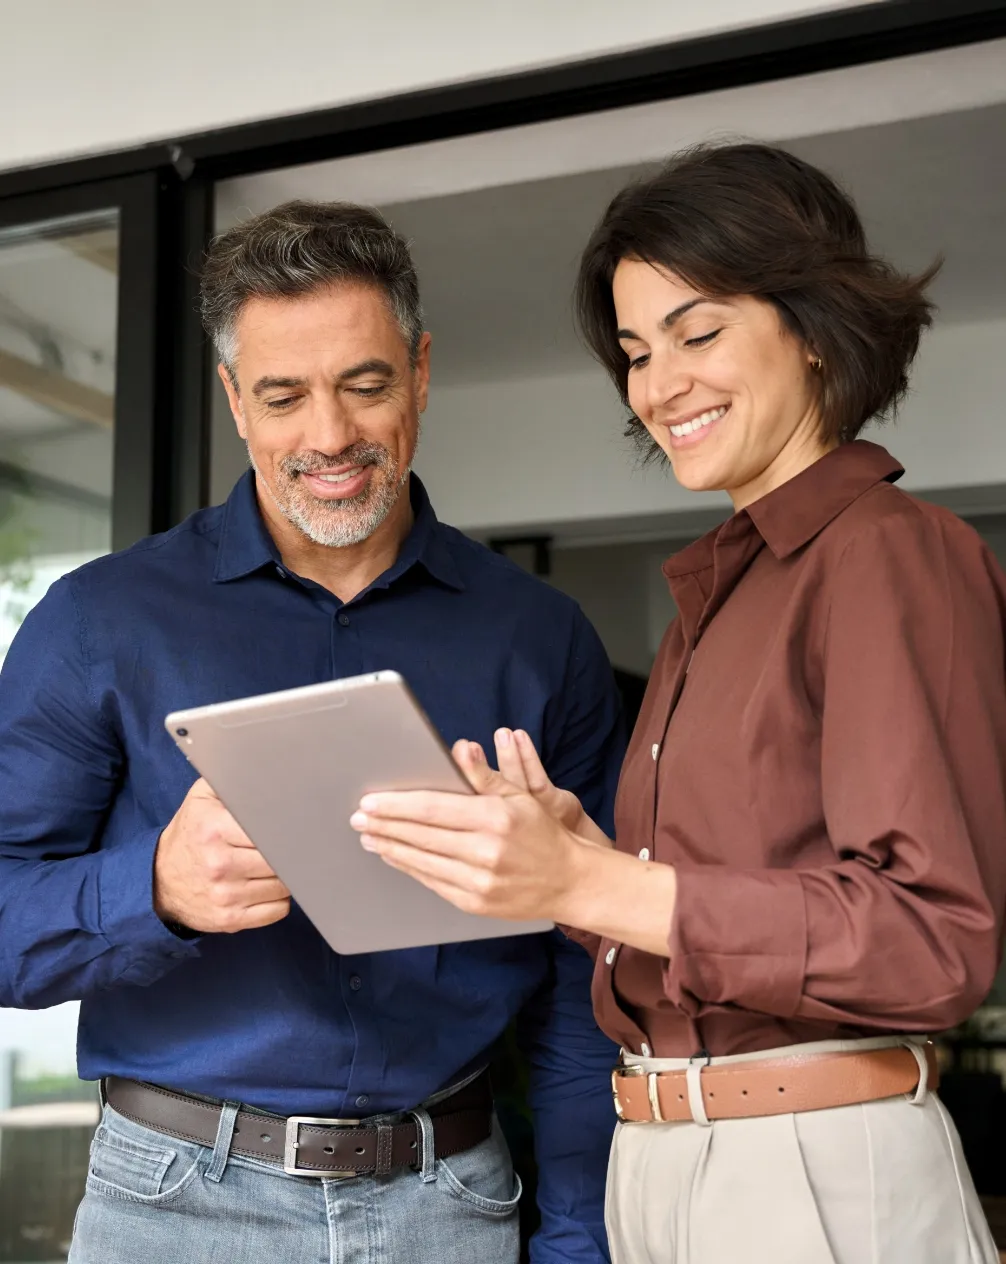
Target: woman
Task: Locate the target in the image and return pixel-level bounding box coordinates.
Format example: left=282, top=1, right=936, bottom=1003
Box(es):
left=350, top=143, right=1006, bottom=1263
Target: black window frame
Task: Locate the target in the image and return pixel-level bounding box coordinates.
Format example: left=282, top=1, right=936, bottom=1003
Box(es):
left=0, top=0, right=1003, bottom=543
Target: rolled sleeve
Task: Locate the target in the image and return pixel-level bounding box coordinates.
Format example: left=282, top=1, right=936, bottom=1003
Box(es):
left=665, top=867, right=807, bottom=1017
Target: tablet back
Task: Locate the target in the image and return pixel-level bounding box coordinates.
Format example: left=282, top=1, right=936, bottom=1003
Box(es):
left=165, top=672, right=553, bottom=954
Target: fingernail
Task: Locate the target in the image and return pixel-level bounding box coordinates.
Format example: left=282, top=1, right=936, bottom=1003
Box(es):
left=359, top=795, right=378, bottom=811
left=497, top=728, right=511, bottom=746
left=360, top=835, right=378, bottom=851
left=469, top=742, right=485, bottom=762
left=350, top=811, right=368, bottom=830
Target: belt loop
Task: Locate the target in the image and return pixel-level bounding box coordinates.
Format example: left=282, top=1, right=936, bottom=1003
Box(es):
left=903, top=1041, right=930, bottom=1106
left=409, top=1107, right=438, bottom=1183
left=97, top=1078, right=108, bottom=1111
left=374, top=1121, right=394, bottom=1176
left=205, top=1100, right=240, bottom=1183
left=685, top=1062, right=711, bottom=1127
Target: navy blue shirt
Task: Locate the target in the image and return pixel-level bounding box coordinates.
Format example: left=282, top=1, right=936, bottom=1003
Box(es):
left=0, top=472, right=623, bottom=1261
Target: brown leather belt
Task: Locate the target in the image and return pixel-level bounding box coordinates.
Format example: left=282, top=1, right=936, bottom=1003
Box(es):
left=103, top=1070, right=493, bottom=1178
left=612, top=1042, right=938, bottom=1124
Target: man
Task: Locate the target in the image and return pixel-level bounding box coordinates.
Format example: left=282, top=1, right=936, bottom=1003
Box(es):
left=0, top=201, right=622, bottom=1262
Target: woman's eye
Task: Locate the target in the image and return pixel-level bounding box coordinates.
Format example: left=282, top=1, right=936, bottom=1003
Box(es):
left=628, top=353, right=650, bottom=371
left=685, top=329, right=721, bottom=348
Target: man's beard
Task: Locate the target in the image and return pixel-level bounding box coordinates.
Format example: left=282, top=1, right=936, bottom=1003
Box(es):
left=249, top=442, right=410, bottom=547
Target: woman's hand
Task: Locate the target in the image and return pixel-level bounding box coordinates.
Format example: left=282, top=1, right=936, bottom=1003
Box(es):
left=454, top=728, right=612, bottom=848
left=350, top=786, right=587, bottom=923
left=350, top=785, right=679, bottom=954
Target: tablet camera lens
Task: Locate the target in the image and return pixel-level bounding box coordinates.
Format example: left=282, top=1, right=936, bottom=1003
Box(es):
left=176, top=728, right=188, bottom=737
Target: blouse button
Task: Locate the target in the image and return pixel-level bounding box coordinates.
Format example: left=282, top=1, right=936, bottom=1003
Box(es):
left=605, top=947, right=617, bottom=966
left=651, top=743, right=659, bottom=761
left=639, top=848, right=650, bottom=861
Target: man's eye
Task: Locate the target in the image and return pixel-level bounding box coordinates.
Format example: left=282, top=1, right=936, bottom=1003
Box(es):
left=266, top=397, right=298, bottom=410
left=685, top=329, right=721, bottom=347
left=352, top=385, right=387, bottom=398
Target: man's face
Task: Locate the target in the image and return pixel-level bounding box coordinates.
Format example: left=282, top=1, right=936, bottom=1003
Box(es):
left=220, top=282, right=430, bottom=547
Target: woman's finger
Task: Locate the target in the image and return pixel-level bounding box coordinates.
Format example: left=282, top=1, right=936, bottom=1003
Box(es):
left=363, top=834, right=487, bottom=890
left=356, top=814, right=486, bottom=860
left=356, top=789, right=510, bottom=831
left=514, top=729, right=555, bottom=795
left=453, top=740, right=495, bottom=793
left=495, top=728, right=531, bottom=792
left=374, top=852, right=488, bottom=915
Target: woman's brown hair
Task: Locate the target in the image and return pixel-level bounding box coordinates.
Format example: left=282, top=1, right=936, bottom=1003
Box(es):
left=574, top=142, right=938, bottom=454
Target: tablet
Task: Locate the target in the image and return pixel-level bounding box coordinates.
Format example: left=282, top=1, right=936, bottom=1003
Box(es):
left=165, top=672, right=553, bottom=954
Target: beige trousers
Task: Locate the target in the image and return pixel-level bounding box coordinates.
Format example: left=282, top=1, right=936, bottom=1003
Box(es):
left=605, top=1036, right=999, bottom=1264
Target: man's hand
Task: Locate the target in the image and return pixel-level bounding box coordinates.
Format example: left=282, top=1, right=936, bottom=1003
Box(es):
left=154, top=778, right=291, bottom=933
left=454, top=729, right=611, bottom=848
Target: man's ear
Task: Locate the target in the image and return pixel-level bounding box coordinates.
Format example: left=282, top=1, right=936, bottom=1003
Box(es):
left=218, top=363, right=247, bottom=440
left=413, top=332, right=432, bottom=413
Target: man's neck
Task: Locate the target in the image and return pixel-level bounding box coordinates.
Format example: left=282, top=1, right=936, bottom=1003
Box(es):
left=257, top=478, right=416, bottom=604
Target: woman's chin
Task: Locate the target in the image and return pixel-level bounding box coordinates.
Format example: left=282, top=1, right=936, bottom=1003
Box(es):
left=667, top=451, right=729, bottom=495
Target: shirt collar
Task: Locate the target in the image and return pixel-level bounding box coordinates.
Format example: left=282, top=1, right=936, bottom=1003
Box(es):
left=213, top=469, right=465, bottom=592
left=664, top=440, right=904, bottom=578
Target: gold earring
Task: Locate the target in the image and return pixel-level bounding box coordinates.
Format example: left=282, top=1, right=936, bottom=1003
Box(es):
left=811, top=356, right=823, bottom=372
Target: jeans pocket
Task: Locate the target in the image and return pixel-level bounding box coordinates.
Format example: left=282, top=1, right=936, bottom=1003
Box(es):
left=435, top=1118, right=522, bottom=1220
left=86, top=1107, right=203, bottom=1205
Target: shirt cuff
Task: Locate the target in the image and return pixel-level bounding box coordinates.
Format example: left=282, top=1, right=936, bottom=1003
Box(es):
left=664, top=867, right=808, bottom=1018
left=97, top=828, right=202, bottom=986
left=556, top=924, right=602, bottom=959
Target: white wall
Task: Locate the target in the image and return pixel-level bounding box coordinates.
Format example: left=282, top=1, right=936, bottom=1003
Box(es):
left=3, top=0, right=875, bottom=172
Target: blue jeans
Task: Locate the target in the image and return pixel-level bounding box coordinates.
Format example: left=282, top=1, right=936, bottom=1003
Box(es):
left=69, top=1102, right=522, bottom=1263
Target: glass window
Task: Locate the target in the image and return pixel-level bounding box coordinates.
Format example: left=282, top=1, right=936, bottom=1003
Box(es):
left=0, top=209, right=117, bottom=1263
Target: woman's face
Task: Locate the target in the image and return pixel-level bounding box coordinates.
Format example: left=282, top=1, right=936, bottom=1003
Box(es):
left=612, top=259, right=833, bottom=509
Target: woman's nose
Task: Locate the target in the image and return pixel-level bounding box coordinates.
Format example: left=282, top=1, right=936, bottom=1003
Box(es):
left=645, top=351, right=692, bottom=415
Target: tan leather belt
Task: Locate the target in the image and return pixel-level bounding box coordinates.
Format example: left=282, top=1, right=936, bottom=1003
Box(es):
left=103, top=1070, right=492, bottom=1178
left=612, top=1042, right=938, bottom=1124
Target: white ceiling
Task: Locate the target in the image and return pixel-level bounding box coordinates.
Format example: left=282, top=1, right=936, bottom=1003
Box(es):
left=384, top=102, right=1006, bottom=385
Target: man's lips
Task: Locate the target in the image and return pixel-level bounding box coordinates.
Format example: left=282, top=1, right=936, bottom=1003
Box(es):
left=299, top=466, right=374, bottom=499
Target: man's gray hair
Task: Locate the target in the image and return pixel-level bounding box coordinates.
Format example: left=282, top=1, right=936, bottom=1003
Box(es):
left=200, top=200, right=424, bottom=378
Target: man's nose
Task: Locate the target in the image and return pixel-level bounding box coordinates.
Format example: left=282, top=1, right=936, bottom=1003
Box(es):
left=299, top=395, right=360, bottom=455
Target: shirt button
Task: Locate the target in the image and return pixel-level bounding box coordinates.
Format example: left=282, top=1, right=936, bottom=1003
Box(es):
left=349, top=975, right=362, bottom=991
left=651, top=743, right=659, bottom=761
left=605, top=947, right=617, bottom=966
left=355, top=1094, right=370, bottom=1109
left=337, top=613, right=350, bottom=627
left=641, top=1043, right=651, bottom=1057
left=639, top=848, right=650, bottom=861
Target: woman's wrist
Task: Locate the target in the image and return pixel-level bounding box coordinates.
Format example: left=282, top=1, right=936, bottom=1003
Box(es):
left=557, top=840, right=678, bottom=957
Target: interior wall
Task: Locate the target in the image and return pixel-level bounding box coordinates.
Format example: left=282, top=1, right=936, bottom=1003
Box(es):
left=0, top=0, right=873, bottom=173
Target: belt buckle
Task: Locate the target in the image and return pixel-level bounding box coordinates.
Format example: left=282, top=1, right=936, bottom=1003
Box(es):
left=611, top=1064, right=644, bottom=1121
left=283, top=1115, right=359, bottom=1178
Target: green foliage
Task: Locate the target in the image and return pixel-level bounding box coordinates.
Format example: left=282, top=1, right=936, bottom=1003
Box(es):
left=0, top=489, right=37, bottom=645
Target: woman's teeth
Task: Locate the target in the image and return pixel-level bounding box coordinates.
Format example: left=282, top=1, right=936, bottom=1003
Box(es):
left=315, top=467, right=363, bottom=483
left=669, top=405, right=728, bottom=438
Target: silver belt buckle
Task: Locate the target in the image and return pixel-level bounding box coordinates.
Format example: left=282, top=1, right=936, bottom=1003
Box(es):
left=283, top=1115, right=360, bottom=1178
